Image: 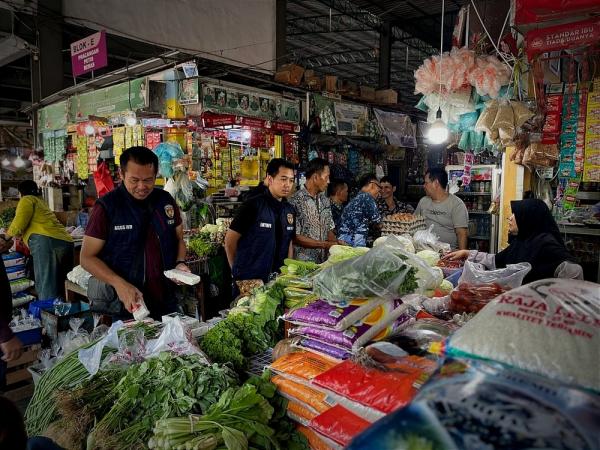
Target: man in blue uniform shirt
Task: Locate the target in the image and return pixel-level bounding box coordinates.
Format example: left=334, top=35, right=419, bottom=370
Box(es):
left=224, top=159, right=296, bottom=293
left=338, top=174, right=382, bottom=247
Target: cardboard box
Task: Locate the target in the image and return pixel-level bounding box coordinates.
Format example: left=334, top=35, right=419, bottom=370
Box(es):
left=376, top=89, right=398, bottom=104
left=304, top=69, right=315, bottom=80
left=305, top=76, right=322, bottom=91
left=274, top=64, right=305, bottom=86
left=360, top=86, right=376, bottom=101
left=339, top=80, right=359, bottom=96
left=325, top=75, right=338, bottom=92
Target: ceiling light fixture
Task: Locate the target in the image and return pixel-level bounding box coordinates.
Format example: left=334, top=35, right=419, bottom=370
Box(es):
left=427, top=0, right=449, bottom=145
left=14, top=155, right=25, bottom=168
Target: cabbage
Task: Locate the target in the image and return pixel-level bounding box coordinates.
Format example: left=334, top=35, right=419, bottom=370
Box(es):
left=416, top=250, right=440, bottom=266
left=326, top=245, right=370, bottom=264
left=416, top=265, right=443, bottom=290
left=374, top=235, right=415, bottom=253
left=439, top=279, right=453, bottom=293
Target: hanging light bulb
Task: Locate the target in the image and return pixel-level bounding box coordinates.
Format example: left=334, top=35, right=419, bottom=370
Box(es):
left=14, top=155, right=25, bottom=168
left=84, top=124, right=95, bottom=135
left=242, top=130, right=251, bottom=140
left=1, top=157, right=10, bottom=167
left=427, top=109, right=448, bottom=144
left=427, top=0, right=448, bottom=146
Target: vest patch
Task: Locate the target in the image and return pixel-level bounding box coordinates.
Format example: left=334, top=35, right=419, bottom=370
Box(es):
left=114, top=225, right=133, bottom=231
left=286, top=226, right=294, bottom=231
left=259, top=222, right=272, bottom=229
left=167, top=219, right=175, bottom=225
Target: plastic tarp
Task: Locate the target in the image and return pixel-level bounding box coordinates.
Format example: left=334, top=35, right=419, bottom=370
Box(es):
left=373, top=109, right=416, bottom=148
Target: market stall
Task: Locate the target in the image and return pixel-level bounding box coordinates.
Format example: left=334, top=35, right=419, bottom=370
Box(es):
left=16, top=225, right=598, bottom=450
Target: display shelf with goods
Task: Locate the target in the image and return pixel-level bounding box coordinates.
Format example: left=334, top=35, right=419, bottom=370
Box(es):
left=446, top=165, right=500, bottom=252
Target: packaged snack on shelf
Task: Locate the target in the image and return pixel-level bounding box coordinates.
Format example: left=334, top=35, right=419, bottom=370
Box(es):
left=296, top=425, right=343, bottom=450
left=287, top=400, right=319, bottom=425
left=290, top=304, right=413, bottom=351
left=284, top=298, right=388, bottom=331
left=2, top=252, right=26, bottom=268
left=448, top=278, right=600, bottom=392
left=271, top=375, right=333, bottom=414
left=309, top=404, right=372, bottom=447
left=313, top=356, right=437, bottom=414
left=269, top=351, right=339, bottom=384
left=295, top=338, right=352, bottom=360
left=347, top=358, right=600, bottom=450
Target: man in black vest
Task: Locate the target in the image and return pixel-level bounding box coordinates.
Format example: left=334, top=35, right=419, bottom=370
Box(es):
left=81, top=146, right=190, bottom=319
left=224, top=158, right=295, bottom=294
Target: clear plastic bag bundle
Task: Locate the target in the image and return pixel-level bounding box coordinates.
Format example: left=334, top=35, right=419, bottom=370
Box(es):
left=458, top=260, right=531, bottom=289
left=313, top=236, right=437, bottom=302
left=413, top=225, right=451, bottom=254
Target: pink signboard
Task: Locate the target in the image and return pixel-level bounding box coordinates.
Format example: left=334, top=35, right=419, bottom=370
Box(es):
left=70, top=30, right=108, bottom=77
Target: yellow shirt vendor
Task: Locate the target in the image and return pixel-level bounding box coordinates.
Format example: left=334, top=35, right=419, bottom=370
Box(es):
left=6, top=181, right=74, bottom=300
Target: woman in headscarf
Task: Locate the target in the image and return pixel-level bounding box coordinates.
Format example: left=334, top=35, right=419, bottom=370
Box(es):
left=444, top=198, right=583, bottom=283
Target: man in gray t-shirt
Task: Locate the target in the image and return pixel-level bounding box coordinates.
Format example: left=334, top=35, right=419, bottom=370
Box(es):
left=415, top=168, right=469, bottom=250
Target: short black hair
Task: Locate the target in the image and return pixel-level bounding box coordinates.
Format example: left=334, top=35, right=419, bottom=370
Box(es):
left=305, top=158, right=329, bottom=179
left=426, top=167, right=448, bottom=189
left=359, top=173, right=378, bottom=188
left=120, top=146, right=159, bottom=174
left=266, top=158, right=295, bottom=177
left=18, top=180, right=39, bottom=196
left=328, top=179, right=347, bottom=197
left=379, top=176, right=394, bottom=186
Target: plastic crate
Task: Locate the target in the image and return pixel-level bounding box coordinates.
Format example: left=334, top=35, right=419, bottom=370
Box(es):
left=40, top=301, right=93, bottom=340
left=14, top=327, right=43, bottom=346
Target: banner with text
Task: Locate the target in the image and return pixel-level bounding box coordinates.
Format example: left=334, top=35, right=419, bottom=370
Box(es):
left=69, top=77, right=148, bottom=120
left=201, top=83, right=300, bottom=123
left=37, top=100, right=69, bottom=132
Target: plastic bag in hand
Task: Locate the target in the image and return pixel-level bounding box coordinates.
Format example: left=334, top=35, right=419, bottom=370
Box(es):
left=458, top=260, right=531, bottom=289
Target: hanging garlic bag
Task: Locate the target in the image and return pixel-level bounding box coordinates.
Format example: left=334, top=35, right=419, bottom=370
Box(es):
left=474, top=100, right=498, bottom=135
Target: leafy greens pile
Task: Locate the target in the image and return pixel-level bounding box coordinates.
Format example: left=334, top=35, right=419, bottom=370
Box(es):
left=313, top=245, right=419, bottom=301
left=82, top=353, right=238, bottom=450
left=200, top=284, right=285, bottom=372
left=149, top=370, right=308, bottom=450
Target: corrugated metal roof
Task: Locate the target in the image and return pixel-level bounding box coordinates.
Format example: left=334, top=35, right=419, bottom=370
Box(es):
left=287, top=0, right=475, bottom=108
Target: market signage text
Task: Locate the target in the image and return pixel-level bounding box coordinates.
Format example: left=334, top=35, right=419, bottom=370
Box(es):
left=70, top=31, right=108, bottom=77
left=526, top=19, right=600, bottom=59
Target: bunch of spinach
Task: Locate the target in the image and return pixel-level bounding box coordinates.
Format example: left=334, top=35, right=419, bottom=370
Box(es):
left=149, top=371, right=308, bottom=450
left=86, top=353, right=238, bottom=450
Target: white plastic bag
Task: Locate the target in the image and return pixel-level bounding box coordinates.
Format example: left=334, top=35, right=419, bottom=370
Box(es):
left=413, top=225, right=451, bottom=253
left=78, top=321, right=124, bottom=376
left=458, top=260, right=531, bottom=289
left=144, top=317, right=208, bottom=361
